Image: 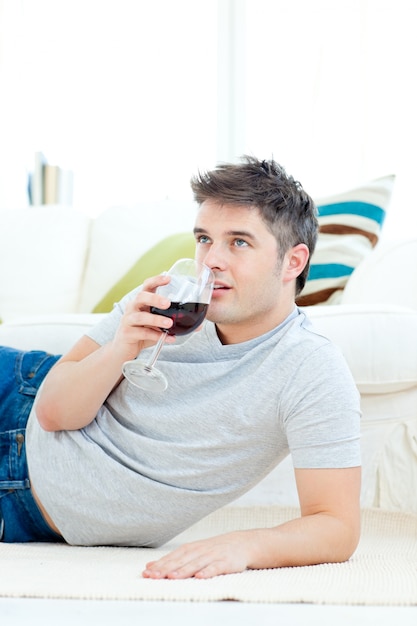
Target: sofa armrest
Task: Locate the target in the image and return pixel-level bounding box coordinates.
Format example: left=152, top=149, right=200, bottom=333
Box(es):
left=0, top=314, right=105, bottom=354
left=303, top=303, right=417, bottom=394
left=3, top=305, right=417, bottom=396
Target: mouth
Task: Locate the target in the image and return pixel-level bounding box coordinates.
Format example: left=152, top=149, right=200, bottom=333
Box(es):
left=212, top=282, right=231, bottom=296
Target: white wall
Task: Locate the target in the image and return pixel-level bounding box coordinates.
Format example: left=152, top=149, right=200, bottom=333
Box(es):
left=0, top=0, right=416, bottom=240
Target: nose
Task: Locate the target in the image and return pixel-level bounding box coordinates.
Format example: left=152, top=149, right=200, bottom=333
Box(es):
left=201, top=242, right=227, bottom=272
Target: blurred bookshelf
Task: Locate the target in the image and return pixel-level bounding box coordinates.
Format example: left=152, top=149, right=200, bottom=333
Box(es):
left=28, top=151, right=74, bottom=206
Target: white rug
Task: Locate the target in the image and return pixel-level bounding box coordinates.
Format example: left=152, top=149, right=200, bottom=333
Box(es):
left=1, top=506, right=416, bottom=605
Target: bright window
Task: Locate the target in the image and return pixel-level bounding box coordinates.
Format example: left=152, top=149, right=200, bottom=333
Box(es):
left=243, top=0, right=417, bottom=239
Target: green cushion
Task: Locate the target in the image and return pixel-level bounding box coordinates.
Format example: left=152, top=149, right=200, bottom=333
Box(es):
left=93, top=232, right=196, bottom=313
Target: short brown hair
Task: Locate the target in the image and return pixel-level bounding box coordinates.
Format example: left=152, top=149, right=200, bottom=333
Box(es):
left=191, top=155, right=318, bottom=294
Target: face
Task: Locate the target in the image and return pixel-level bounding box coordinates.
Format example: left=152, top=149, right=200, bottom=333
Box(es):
left=194, top=200, right=302, bottom=344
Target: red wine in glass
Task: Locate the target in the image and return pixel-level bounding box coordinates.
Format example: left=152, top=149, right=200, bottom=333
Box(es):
left=151, top=301, right=209, bottom=336
left=122, top=258, right=214, bottom=392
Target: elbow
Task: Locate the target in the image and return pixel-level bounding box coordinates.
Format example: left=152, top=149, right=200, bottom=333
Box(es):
left=344, top=530, right=361, bottom=562
left=34, top=398, right=62, bottom=432
left=329, top=522, right=361, bottom=564
left=332, top=541, right=359, bottom=564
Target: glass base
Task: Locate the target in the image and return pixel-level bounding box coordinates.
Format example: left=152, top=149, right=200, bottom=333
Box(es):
left=122, top=360, right=168, bottom=392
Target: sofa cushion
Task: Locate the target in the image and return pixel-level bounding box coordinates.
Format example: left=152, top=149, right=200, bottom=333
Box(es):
left=92, top=232, right=196, bottom=313
left=78, top=202, right=196, bottom=313
left=0, top=207, right=90, bottom=322
left=341, top=238, right=417, bottom=311
left=296, top=175, right=395, bottom=306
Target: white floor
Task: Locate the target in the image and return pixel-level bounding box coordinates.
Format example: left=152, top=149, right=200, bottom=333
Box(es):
left=1, top=599, right=417, bottom=626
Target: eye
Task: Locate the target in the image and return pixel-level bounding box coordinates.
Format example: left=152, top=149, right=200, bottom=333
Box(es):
left=196, top=234, right=211, bottom=244
left=234, top=238, right=249, bottom=248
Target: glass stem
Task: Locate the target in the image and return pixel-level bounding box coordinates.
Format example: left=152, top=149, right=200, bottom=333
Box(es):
left=145, top=330, right=169, bottom=371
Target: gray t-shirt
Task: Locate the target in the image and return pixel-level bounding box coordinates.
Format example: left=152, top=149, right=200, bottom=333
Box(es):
left=27, top=296, right=361, bottom=547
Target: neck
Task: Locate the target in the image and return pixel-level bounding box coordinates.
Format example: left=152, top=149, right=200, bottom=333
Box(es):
left=215, top=304, right=296, bottom=345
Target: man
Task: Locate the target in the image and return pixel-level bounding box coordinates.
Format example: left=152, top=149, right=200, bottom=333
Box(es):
left=0, top=156, right=361, bottom=580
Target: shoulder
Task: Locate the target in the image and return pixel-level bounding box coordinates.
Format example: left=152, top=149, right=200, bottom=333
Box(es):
left=277, top=308, right=337, bottom=358
left=277, top=310, right=358, bottom=395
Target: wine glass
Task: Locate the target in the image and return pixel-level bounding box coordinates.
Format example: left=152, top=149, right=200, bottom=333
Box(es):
left=122, top=258, right=214, bottom=392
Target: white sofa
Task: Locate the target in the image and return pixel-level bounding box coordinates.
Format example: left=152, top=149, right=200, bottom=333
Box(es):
left=1, top=204, right=417, bottom=514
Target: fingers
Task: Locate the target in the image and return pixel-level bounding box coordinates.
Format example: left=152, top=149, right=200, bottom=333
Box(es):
left=142, top=537, right=249, bottom=580
left=113, top=274, right=175, bottom=361
left=125, top=295, right=173, bottom=341
left=143, top=554, right=227, bottom=580
left=141, top=272, right=171, bottom=294
left=133, top=273, right=171, bottom=313
left=124, top=274, right=173, bottom=332
left=126, top=307, right=172, bottom=334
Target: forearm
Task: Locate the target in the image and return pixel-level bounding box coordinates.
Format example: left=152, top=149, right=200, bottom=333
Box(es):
left=35, top=340, right=126, bottom=431
left=248, top=469, right=361, bottom=570
left=246, top=512, right=360, bottom=570
left=143, top=511, right=360, bottom=580
left=35, top=274, right=177, bottom=432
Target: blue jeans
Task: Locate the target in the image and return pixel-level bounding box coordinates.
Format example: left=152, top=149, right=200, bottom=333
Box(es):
left=0, top=346, right=63, bottom=542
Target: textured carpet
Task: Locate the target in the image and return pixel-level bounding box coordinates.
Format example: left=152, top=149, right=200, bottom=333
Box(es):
left=1, top=506, right=416, bottom=605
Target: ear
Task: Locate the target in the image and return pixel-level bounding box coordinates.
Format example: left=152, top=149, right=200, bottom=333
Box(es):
left=283, top=243, right=310, bottom=283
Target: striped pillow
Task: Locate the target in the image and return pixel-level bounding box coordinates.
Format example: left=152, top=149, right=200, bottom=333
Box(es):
left=296, top=175, right=395, bottom=306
